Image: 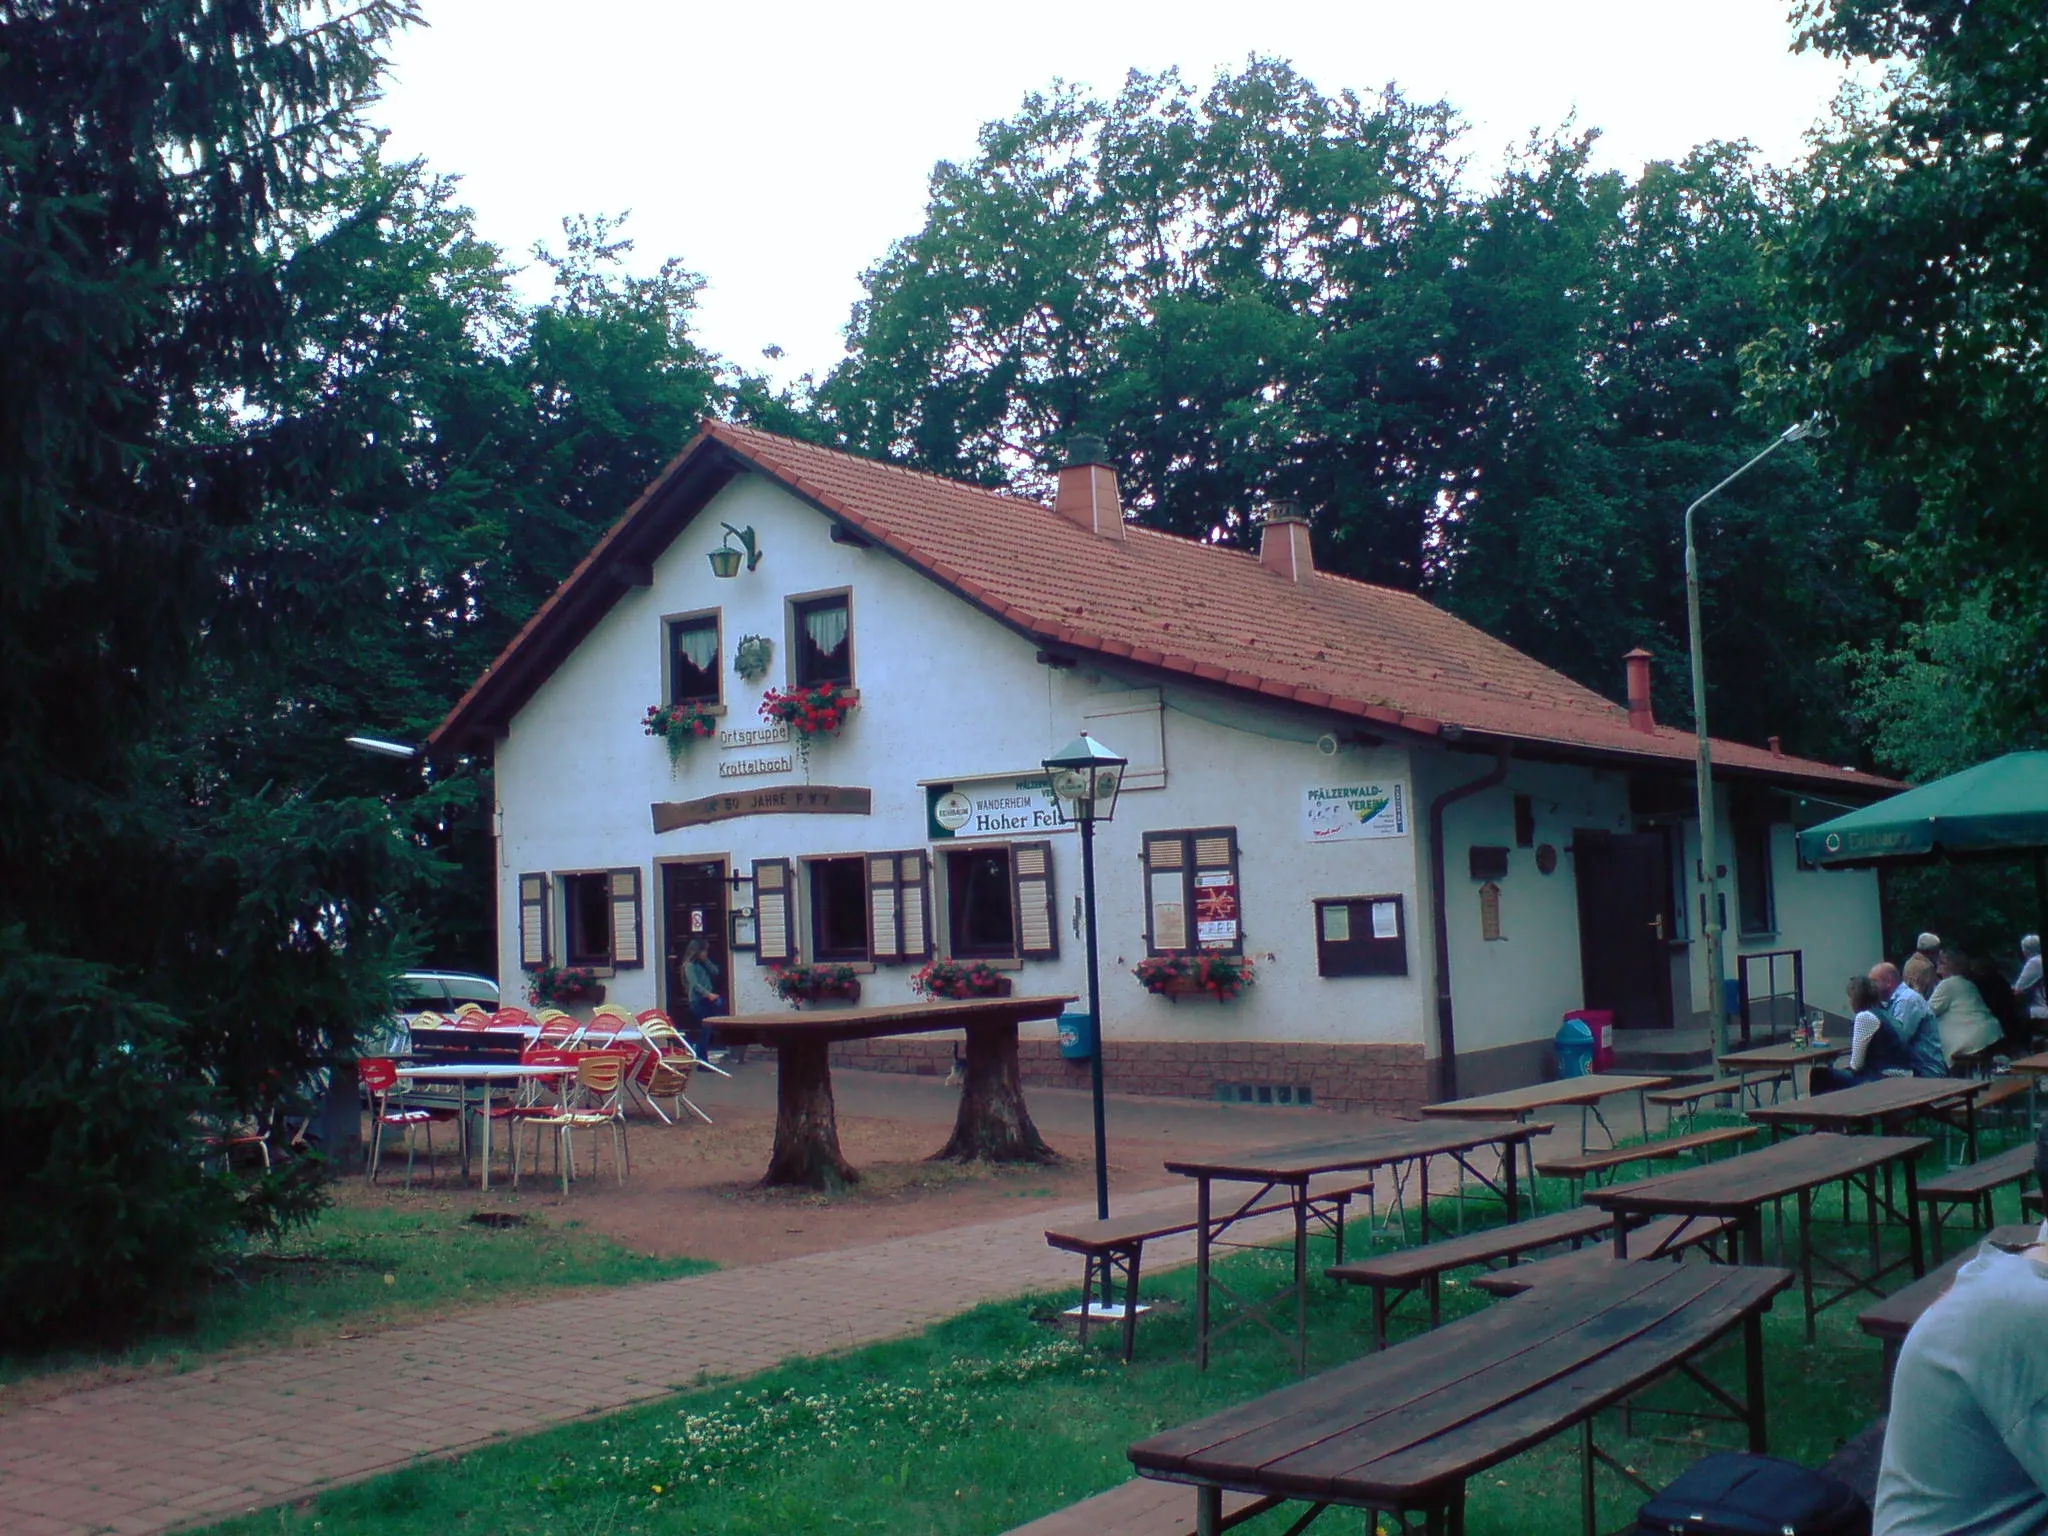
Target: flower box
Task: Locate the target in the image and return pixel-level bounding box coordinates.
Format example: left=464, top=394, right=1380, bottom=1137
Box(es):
left=644, top=701, right=717, bottom=764
left=1133, top=952, right=1256, bottom=1003
left=528, top=966, right=605, bottom=1008
left=911, top=960, right=1014, bottom=1001
left=759, top=683, right=859, bottom=738
left=768, top=963, right=863, bottom=1009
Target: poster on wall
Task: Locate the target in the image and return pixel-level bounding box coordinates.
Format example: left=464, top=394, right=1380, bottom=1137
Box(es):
left=1194, top=872, right=1240, bottom=947
left=1302, top=781, right=1410, bottom=842
left=1150, top=872, right=1188, bottom=950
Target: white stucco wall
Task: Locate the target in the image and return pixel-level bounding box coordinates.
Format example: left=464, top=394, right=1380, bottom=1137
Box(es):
left=491, top=472, right=1434, bottom=1050
left=1425, top=757, right=1635, bottom=1061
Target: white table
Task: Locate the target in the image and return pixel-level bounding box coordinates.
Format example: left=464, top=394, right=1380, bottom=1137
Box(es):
left=394, top=1063, right=571, bottom=1191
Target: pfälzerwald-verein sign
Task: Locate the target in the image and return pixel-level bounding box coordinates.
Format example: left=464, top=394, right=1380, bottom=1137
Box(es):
left=1302, top=781, right=1409, bottom=842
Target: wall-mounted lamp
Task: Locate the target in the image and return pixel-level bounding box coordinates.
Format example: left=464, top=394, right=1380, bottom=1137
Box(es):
left=708, top=522, right=763, bottom=578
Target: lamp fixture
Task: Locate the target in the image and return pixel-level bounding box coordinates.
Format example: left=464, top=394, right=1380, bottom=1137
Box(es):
left=708, top=522, right=763, bottom=579
left=1042, top=732, right=1128, bottom=826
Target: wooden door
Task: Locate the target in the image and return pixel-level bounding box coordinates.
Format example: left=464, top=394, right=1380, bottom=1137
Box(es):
left=663, top=860, right=729, bottom=1015
left=1572, top=830, right=1675, bottom=1030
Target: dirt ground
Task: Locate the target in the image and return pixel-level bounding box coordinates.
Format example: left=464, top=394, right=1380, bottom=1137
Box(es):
left=351, top=1062, right=1391, bottom=1267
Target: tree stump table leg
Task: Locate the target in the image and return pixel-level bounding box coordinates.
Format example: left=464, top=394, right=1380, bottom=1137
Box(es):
left=935, top=1020, right=1059, bottom=1164
left=763, top=1039, right=859, bottom=1191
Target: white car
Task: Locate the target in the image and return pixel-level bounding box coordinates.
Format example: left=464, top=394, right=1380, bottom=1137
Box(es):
left=362, top=971, right=500, bottom=1056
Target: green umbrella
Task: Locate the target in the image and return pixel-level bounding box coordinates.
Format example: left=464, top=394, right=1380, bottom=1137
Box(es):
left=1797, top=750, right=2048, bottom=939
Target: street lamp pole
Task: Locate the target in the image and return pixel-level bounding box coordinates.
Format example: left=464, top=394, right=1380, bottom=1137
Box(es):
left=1042, top=732, right=1127, bottom=1224
left=1684, top=420, right=1818, bottom=1053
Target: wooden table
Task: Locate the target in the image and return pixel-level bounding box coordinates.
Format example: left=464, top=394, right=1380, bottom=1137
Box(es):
left=1585, top=1131, right=1928, bottom=1340
left=1165, top=1120, right=1545, bottom=1374
left=1421, top=1074, right=1671, bottom=1208
left=1128, top=1259, right=1792, bottom=1536
left=1750, top=1075, right=1989, bottom=1165
left=1716, top=1042, right=1845, bottom=1098
left=704, top=994, right=1074, bottom=1189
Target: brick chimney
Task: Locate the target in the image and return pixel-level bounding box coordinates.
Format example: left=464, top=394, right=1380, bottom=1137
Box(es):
left=1623, top=648, right=1655, bottom=734
left=1768, top=735, right=1784, bottom=758
left=1258, top=502, right=1314, bottom=583
left=1053, top=434, right=1124, bottom=542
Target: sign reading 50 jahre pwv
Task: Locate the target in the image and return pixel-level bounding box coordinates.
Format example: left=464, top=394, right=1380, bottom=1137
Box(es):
left=1302, top=781, right=1410, bottom=842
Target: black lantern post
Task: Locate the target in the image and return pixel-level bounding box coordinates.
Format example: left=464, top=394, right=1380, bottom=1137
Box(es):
left=1042, top=731, right=1127, bottom=1220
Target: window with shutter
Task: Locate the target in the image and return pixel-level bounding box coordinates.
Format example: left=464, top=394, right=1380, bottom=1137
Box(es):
left=864, top=852, right=933, bottom=964
left=518, top=873, right=549, bottom=970
left=1142, top=828, right=1242, bottom=955
left=753, top=858, right=793, bottom=964
left=868, top=854, right=902, bottom=961
left=1011, top=841, right=1058, bottom=959
left=608, top=867, right=643, bottom=968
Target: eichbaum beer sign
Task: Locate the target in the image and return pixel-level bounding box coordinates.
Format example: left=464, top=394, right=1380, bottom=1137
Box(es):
left=923, top=774, right=1072, bottom=840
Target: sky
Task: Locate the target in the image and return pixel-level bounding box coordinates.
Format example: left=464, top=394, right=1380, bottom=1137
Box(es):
left=372, top=0, right=1867, bottom=390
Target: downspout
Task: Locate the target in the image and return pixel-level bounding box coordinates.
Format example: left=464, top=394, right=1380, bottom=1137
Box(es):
left=1428, top=750, right=1511, bottom=1101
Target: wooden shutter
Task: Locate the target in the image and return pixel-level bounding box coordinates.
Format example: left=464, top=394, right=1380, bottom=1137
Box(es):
left=897, top=851, right=932, bottom=962
left=518, top=873, right=549, bottom=970
left=1143, top=833, right=1189, bottom=955
left=864, top=852, right=933, bottom=964
left=607, top=867, right=643, bottom=968
left=753, top=858, right=793, bottom=964
left=1191, top=828, right=1242, bottom=953
left=1011, top=840, right=1059, bottom=959
left=868, top=853, right=903, bottom=961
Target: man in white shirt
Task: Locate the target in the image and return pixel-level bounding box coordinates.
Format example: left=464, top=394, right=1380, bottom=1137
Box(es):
left=1877, top=1230, right=2048, bottom=1534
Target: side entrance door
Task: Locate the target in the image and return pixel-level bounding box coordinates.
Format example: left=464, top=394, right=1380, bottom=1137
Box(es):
left=1572, top=830, right=1675, bottom=1030
left=662, top=860, right=730, bottom=1019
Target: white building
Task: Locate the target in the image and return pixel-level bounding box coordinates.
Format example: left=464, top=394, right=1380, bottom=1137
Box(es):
left=428, top=424, right=1888, bottom=1111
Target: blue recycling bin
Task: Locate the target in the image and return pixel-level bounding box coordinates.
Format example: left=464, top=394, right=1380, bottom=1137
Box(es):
left=1554, top=1016, right=1595, bottom=1078
left=1057, top=1011, right=1096, bottom=1061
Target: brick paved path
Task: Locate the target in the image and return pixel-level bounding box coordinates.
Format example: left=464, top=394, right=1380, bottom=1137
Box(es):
left=0, top=1183, right=1325, bottom=1536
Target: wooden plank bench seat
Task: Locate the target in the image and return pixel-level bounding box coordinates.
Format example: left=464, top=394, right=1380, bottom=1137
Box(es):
left=1044, top=1172, right=1379, bottom=1362
left=1647, top=1071, right=1789, bottom=1124
left=1324, top=1206, right=1612, bottom=1348
left=1975, top=1075, right=2031, bottom=1127
left=999, top=1478, right=1274, bottom=1536
left=1536, top=1124, right=1759, bottom=1190
left=1859, top=1222, right=2034, bottom=1399
left=1468, top=1214, right=1735, bottom=1296
left=1916, top=1142, right=2038, bottom=1257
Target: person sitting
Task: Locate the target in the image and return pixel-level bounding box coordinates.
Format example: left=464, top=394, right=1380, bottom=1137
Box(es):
left=2018, top=935, right=2047, bottom=1030
left=1931, top=948, right=2004, bottom=1066
left=1875, top=1228, right=2048, bottom=1534
left=1903, top=949, right=1939, bottom=1003
left=1872, top=961, right=1947, bottom=1078
left=1915, top=930, right=1944, bottom=976
left=1814, top=975, right=1913, bottom=1092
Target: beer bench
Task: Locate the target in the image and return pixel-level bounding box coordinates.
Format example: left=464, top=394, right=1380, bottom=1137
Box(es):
left=1324, top=1206, right=1611, bottom=1349
left=1536, top=1125, right=1759, bottom=1195
left=1858, top=1222, right=2034, bottom=1400
left=1647, top=1071, right=1789, bottom=1129
left=1044, top=1171, right=1379, bottom=1363
left=1915, top=1143, right=2038, bottom=1258
left=1468, top=1215, right=1735, bottom=1297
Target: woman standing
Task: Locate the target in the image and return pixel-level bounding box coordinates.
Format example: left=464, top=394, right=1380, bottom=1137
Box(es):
left=681, top=937, right=725, bottom=1060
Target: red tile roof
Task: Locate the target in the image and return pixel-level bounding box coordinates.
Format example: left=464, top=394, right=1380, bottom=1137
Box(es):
left=429, top=421, right=1889, bottom=792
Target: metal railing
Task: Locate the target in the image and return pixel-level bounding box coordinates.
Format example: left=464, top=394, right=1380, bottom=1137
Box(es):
left=1736, top=948, right=1804, bottom=1046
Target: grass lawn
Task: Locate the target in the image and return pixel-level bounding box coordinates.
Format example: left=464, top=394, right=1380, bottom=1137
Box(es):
left=0, top=1196, right=711, bottom=1399
left=195, top=1145, right=2022, bottom=1536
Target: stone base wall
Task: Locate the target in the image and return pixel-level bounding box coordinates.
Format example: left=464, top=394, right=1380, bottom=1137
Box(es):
left=826, top=1037, right=1431, bottom=1116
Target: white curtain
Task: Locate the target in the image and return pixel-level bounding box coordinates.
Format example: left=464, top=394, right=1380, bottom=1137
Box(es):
left=804, top=605, right=849, bottom=657
left=675, top=623, right=717, bottom=672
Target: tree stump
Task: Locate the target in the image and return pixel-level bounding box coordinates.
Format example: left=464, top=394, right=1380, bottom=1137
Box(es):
left=762, top=1038, right=860, bottom=1191
left=935, top=1020, right=1059, bottom=1164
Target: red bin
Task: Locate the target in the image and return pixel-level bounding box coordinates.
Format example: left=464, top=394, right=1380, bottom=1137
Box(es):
left=1564, top=1009, right=1616, bottom=1072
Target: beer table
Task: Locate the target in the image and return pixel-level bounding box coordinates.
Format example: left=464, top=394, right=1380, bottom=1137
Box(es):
left=1421, top=1074, right=1671, bottom=1209
left=1716, top=1042, right=1845, bottom=1099
left=1584, top=1131, right=1928, bottom=1340
left=1164, top=1119, right=1547, bottom=1374
left=1749, top=1074, right=1990, bottom=1165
